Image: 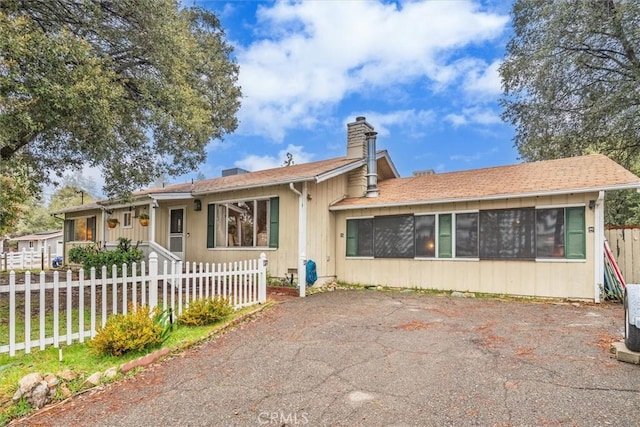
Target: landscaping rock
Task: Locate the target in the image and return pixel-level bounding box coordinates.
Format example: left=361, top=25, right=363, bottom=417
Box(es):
left=13, top=373, right=43, bottom=401
left=104, top=367, right=118, bottom=379
left=85, top=372, right=102, bottom=386
left=12, top=373, right=54, bottom=409
left=44, top=373, right=59, bottom=388
left=29, top=381, right=51, bottom=409
left=59, top=383, right=72, bottom=398
left=58, top=369, right=77, bottom=381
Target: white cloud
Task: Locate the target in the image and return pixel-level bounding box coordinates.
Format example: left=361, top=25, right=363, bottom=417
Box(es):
left=346, top=110, right=436, bottom=137
left=463, top=59, right=503, bottom=96
left=234, top=144, right=315, bottom=171
left=445, top=107, right=502, bottom=127
left=235, top=1, right=509, bottom=140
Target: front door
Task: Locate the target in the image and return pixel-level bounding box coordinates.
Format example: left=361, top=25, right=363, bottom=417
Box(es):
left=169, top=208, right=185, bottom=259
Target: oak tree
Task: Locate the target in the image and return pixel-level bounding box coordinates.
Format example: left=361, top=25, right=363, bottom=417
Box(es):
left=500, top=0, right=640, bottom=223
left=0, top=0, right=241, bottom=231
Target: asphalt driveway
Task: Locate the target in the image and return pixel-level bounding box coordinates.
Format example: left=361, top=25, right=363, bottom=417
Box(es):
left=16, top=289, right=640, bottom=426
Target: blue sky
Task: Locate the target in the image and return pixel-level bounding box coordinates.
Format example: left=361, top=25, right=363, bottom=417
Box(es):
left=83, top=0, right=518, bottom=194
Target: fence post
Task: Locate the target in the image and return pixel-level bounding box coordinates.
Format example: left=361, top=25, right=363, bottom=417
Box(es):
left=258, top=253, right=267, bottom=303
left=148, top=252, right=158, bottom=309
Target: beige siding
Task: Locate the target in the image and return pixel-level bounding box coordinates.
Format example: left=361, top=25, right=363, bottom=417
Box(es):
left=104, top=206, right=150, bottom=244
left=63, top=208, right=104, bottom=261
left=335, top=193, right=598, bottom=300
left=170, top=185, right=300, bottom=280
left=346, top=165, right=366, bottom=198
left=305, top=175, right=348, bottom=284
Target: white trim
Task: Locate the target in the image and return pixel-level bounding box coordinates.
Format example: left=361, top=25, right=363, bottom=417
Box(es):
left=316, top=160, right=365, bottom=183
left=329, top=185, right=639, bottom=211
left=535, top=258, right=587, bottom=263
left=594, top=191, right=605, bottom=303
left=192, top=177, right=310, bottom=196
left=122, top=212, right=132, bottom=229
left=209, top=195, right=277, bottom=205
left=345, top=215, right=374, bottom=220
left=536, top=202, right=586, bottom=209
left=146, top=193, right=192, bottom=201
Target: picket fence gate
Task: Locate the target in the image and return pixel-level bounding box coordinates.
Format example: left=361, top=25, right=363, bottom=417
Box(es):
left=0, top=252, right=267, bottom=356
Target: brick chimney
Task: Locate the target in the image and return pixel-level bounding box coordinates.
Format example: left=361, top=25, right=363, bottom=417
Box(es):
left=346, top=117, right=379, bottom=197
left=346, top=116, right=374, bottom=159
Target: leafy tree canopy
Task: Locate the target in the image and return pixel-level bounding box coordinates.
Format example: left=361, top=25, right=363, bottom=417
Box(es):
left=500, top=0, right=640, bottom=223
left=0, top=0, right=241, bottom=230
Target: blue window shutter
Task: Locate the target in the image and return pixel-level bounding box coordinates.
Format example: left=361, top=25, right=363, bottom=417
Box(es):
left=565, top=207, right=585, bottom=259
left=207, top=204, right=215, bottom=248
left=269, top=197, right=279, bottom=248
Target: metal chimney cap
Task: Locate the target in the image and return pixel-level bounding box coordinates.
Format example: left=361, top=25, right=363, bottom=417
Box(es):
left=356, top=116, right=366, bottom=122
left=365, top=131, right=378, bottom=138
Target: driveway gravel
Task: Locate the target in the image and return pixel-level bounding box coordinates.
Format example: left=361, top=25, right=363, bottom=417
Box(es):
left=14, top=289, right=640, bottom=426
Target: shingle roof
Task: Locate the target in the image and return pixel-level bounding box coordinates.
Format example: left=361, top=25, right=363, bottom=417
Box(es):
left=331, top=154, right=640, bottom=210
left=137, top=156, right=363, bottom=196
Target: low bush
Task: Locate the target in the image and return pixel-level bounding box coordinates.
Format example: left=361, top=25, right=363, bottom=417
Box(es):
left=178, top=297, right=234, bottom=326
left=68, top=237, right=143, bottom=276
left=89, top=305, right=172, bottom=356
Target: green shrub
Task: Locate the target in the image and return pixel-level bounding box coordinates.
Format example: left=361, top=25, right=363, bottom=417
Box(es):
left=89, top=305, right=172, bottom=356
left=178, top=297, right=234, bottom=326
left=68, top=237, right=143, bottom=277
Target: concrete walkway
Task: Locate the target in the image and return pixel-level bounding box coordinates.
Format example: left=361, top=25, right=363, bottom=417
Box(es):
left=17, top=290, right=640, bottom=426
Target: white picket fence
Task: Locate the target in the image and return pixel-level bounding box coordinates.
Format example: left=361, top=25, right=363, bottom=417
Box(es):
left=0, top=252, right=267, bottom=356
left=1, top=248, right=61, bottom=271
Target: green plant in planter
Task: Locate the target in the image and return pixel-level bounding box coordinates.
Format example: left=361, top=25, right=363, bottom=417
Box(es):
left=107, top=217, right=119, bottom=228
left=138, top=212, right=150, bottom=226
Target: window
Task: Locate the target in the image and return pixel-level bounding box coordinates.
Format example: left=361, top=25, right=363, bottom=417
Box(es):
left=207, top=198, right=278, bottom=248
left=346, top=207, right=584, bottom=261
left=536, top=207, right=585, bottom=259
left=415, top=215, right=436, bottom=258
left=64, top=217, right=96, bottom=242
left=346, top=218, right=373, bottom=257
left=123, top=212, right=132, bottom=228
left=374, top=215, right=414, bottom=258
left=480, top=208, right=535, bottom=259
left=456, top=213, right=478, bottom=258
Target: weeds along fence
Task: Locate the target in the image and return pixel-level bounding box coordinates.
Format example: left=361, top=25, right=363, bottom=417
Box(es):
left=0, top=252, right=267, bottom=357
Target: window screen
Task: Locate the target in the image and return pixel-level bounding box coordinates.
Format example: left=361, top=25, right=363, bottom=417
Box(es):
left=456, top=213, right=478, bottom=258
left=480, top=208, right=535, bottom=259
left=374, top=215, right=414, bottom=258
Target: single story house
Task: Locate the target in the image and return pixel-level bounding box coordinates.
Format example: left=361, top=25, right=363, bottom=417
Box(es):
left=54, top=117, right=640, bottom=301
left=12, top=230, right=63, bottom=255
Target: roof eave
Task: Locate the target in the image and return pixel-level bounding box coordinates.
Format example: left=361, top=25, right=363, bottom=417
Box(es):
left=316, top=159, right=365, bottom=183
left=191, top=176, right=314, bottom=196
left=377, top=151, right=401, bottom=178
left=329, top=183, right=640, bottom=211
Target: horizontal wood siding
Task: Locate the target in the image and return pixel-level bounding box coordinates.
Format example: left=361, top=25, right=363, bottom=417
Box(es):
left=335, top=193, right=597, bottom=300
